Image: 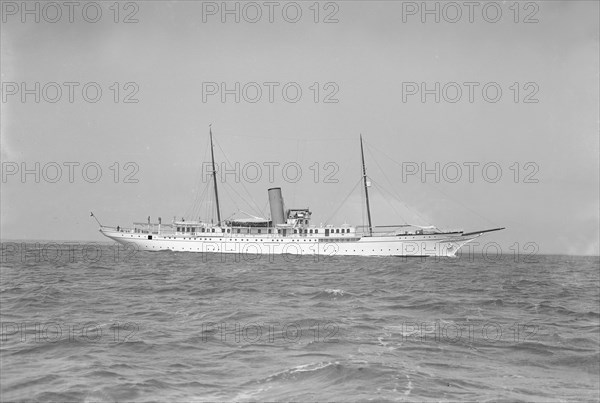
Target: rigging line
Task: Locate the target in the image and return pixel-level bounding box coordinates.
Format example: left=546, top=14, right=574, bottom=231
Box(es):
left=197, top=184, right=206, bottom=221
left=223, top=209, right=240, bottom=221
left=184, top=191, right=197, bottom=220
left=225, top=179, right=261, bottom=216
left=323, top=177, right=364, bottom=225
left=198, top=183, right=211, bottom=220
left=364, top=144, right=430, bottom=226
left=365, top=140, right=498, bottom=227
left=222, top=179, right=266, bottom=219
left=215, top=133, right=356, bottom=142
left=366, top=178, right=412, bottom=225
left=197, top=170, right=214, bottom=222
left=262, top=200, right=269, bottom=219
left=199, top=176, right=215, bottom=221
left=365, top=178, right=406, bottom=224
left=220, top=181, right=243, bottom=217
left=213, top=136, right=265, bottom=217
left=197, top=135, right=211, bottom=189
left=185, top=135, right=212, bottom=220
left=189, top=186, right=202, bottom=220
left=217, top=169, right=268, bottom=219
left=369, top=176, right=433, bottom=226
left=185, top=176, right=211, bottom=220
left=220, top=174, right=268, bottom=219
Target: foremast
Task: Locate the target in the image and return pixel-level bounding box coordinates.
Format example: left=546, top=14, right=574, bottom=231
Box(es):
left=360, top=134, right=373, bottom=236
left=209, top=125, right=222, bottom=226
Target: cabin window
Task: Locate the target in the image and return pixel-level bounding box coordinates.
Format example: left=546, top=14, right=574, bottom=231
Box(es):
left=309, top=229, right=313, bottom=234
left=314, top=229, right=318, bottom=234
left=211, top=228, right=215, bottom=233
left=293, top=230, right=297, bottom=234
left=278, top=229, right=281, bottom=234
left=237, top=229, right=241, bottom=233
left=336, top=229, right=339, bottom=233
left=247, top=229, right=250, bottom=233
left=177, top=227, right=181, bottom=232
left=201, top=228, right=205, bottom=232
left=304, top=229, right=308, bottom=234
left=258, top=229, right=261, bottom=234
left=191, top=227, right=195, bottom=232
left=268, top=229, right=272, bottom=234
left=227, top=229, right=230, bottom=233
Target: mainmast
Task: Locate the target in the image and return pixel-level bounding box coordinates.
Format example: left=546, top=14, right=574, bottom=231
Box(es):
left=209, top=125, right=221, bottom=226
left=360, top=134, right=373, bottom=236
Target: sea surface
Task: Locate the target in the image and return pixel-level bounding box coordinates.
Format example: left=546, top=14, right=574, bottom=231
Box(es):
left=1, top=242, right=599, bottom=402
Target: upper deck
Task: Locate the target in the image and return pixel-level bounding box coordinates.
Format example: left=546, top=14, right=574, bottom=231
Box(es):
left=110, top=204, right=453, bottom=242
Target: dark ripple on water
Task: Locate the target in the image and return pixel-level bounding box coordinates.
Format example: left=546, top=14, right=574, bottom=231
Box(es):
left=1, top=243, right=599, bottom=401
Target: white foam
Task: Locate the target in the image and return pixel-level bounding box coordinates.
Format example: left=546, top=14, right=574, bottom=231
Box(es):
left=404, top=374, right=413, bottom=396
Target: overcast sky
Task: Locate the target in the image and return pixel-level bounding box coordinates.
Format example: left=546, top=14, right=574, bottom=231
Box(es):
left=1, top=1, right=598, bottom=255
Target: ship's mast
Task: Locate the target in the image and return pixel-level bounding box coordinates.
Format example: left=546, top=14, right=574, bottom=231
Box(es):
left=209, top=125, right=221, bottom=226
left=360, top=134, right=373, bottom=236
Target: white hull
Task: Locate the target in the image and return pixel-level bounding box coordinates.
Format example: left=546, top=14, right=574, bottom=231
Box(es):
left=101, top=228, right=480, bottom=258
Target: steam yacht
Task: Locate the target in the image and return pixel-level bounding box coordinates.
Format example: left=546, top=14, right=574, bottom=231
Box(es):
left=94, top=128, right=503, bottom=257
